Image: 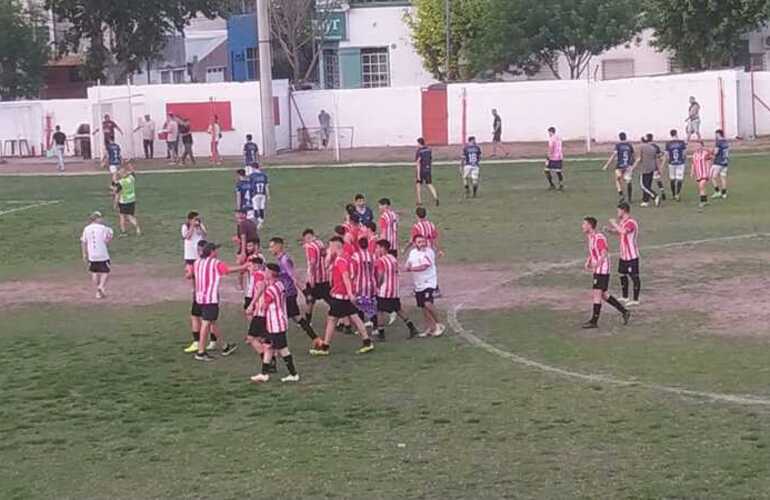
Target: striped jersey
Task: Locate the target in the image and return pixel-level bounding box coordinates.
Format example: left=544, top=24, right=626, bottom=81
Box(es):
left=304, top=238, right=330, bottom=284
left=248, top=269, right=267, bottom=316
left=411, top=219, right=438, bottom=247
left=379, top=209, right=399, bottom=249
left=194, top=257, right=230, bottom=304
left=330, top=255, right=351, bottom=299
left=244, top=252, right=264, bottom=298
left=263, top=280, right=288, bottom=334
left=350, top=246, right=377, bottom=298
left=692, top=149, right=712, bottom=180
left=618, top=217, right=640, bottom=261
left=548, top=135, right=563, bottom=161
left=375, top=253, right=400, bottom=299
left=587, top=232, right=610, bottom=275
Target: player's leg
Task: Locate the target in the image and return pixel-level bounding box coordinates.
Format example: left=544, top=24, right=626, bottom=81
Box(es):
left=619, top=265, right=630, bottom=302
left=288, top=295, right=318, bottom=342
left=698, top=179, right=708, bottom=208
left=544, top=167, right=555, bottom=189
left=655, top=172, right=666, bottom=200
left=347, top=313, right=374, bottom=353
left=614, top=170, right=624, bottom=198
left=427, top=183, right=439, bottom=205
left=277, top=346, right=299, bottom=381
left=583, top=288, right=604, bottom=328
left=471, top=167, right=480, bottom=197
left=422, top=302, right=444, bottom=336
left=462, top=167, right=471, bottom=197
left=197, top=319, right=211, bottom=357
left=118, top=213, right=127, bottom=234
left=603, top=289, right=630, bottom=322
left=415, top=181, right=423, bottom=206
left=720, top=169, right=728, bottom=198
left=97, top=270, right=109, bottom=296
left=395, top=306, right=419, bottom=338
left=320, top=315, right=336, bottom=351
left=251, top=345, right=274, bottom=382
left=629, top=259, right=641, bottom=304
left=710, top=166, right=722, bottom=198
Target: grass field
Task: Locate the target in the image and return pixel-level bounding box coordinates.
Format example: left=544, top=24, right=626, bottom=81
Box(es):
left=2, top=155, right=770, bottom=499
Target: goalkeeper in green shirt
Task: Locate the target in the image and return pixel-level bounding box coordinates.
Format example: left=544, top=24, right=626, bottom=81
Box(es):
left=112, top=164, right=142, bottom=236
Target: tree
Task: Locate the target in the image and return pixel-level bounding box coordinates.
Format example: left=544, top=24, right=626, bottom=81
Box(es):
left=45, top=0, right=223, bottom=82
left=406, top=0, right=488, bottom=81
left=469, top=0, right=641, bottom=79
left=644, top=0, right=769, bottom=71
left=0, top=0, right=49, bottom=100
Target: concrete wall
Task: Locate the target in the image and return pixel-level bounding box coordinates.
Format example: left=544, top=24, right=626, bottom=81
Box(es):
left=340, top=6, right=435, bottom=88
left=0, top=99, right=89, bottom=156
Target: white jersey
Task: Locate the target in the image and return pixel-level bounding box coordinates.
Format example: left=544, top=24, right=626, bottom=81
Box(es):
left=406, top=247, right=437, bottom=291
left=181, top=223, right=205, bottom=261
left=81, top=222, right=113, bottom=262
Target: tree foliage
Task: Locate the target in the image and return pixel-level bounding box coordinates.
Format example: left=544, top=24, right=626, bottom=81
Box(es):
left=406, top=0, right=488, bottom=81
left=469, top=0, right=641, bottom=79
left=45, top=0, right=223, bottom=82
left=0, top=0, right=49, bottom=100
left=644, top=0, right=769, bottom=71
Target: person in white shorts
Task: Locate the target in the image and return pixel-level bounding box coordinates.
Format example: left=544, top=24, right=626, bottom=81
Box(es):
left=405, top=234, right=445, bottom=337
left=80, top=211, right=114, bottom=299
left=461, top=136, right=482, bottom=198
left=663, top=129, right=687, bottom=201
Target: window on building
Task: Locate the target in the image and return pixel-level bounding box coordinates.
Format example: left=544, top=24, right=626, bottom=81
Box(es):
left=160, top=70, right=171, bottom=84
left=246, top=47, right=258, bottom=80
left=173, top=69, right=185, bottom=83
left=361, top=48, right=390, bottom=88
left=206, top=66, right=226, bottom=83
left=323, top=49, right=340, bottom=89
left=68, top=67, right=83, bottom=82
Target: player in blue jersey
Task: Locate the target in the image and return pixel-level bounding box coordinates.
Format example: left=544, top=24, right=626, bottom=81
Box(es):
left=103, top=137, right=122, bottom=174
left=663, top=129, right=688, bottom=201
left=461, top=136, right=482, bottom=198
left=249, top=164, right=270, bottom=228
left=602, top=132, right=635, bottom=201
left=234, top=169, right=254, bottom=217
left=710, top=129, right=729, bottom=199
left=415, top=137, right=439, bottom=207
left=243, top=134, right=260, bottom=174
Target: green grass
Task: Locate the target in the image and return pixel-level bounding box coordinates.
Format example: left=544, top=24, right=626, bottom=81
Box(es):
left=2, top=157, right=770, bottom=498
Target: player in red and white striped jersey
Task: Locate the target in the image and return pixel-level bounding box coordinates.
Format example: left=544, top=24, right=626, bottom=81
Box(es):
left=690, top=140, right=713, bottom=209
left=607, top=202, right=641, bottom=306
left=378, top=198, right=399, bottom=257
left=184, top=239, right=223, bottom=353
left=351, top=237, right=378, bottom=327
left=251, top=263, right=300, bottom=383
left=582, top=217, right=630, bottom=329
left=302, top=229, right=331, bottom=325
left=311, top=236, right=374, bottom=356
left=405, top=206, right=444, bottom=295
left=374, top=239, right=419, bottom=340
left=187, top=242, right=248, bottom=360
left=244, top=255, right=276, bottom=373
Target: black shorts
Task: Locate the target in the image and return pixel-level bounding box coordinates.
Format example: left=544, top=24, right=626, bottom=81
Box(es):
left=546, top=160, right=563, bottom=171
left=200, top=304, right=220, bottom=321
left=305, top=282, right=331, bottom=302
left=618, top=258, right=640, bottom=275
left=377, top=297, right=402, bottom=313
left=329, top=297, right=357, bottom=318
left=185, top=259, right=196, bottom=266
left=417, top=169, right=432, bottom=184
left=89, top=260, right=111, bottom=273
left=493, top=130, right=502, bottom=142
left=118, top=202, right=135, bottom=215
left=244, top=296, right=253, bottom=310
left=265, top=332, right=288, bottom=350
left=248, top=316, right=267, bottom=338
left=592, top=274, right=610, bottom=292
left=286, top=295, right=301, bottom=318
left=191, top=299, right=202, bottom=317
left=415, top=288, right=435, bottom=308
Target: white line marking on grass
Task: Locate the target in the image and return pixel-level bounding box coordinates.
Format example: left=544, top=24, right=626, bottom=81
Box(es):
left=0, top=200, right=61, bottom=217
left=449, top=232, right=770, bottom=406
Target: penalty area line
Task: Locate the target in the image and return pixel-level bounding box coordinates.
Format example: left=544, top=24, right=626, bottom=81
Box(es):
left=0, top=200, right=61, bottom=217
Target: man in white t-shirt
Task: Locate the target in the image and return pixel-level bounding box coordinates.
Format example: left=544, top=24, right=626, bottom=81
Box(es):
left=405, top=234, right=445, bottom=337
left=80, top=211, right=114, bottom=299
left=134, top=114, right=156, bottom=159
left=181, top=211, right=207, bottom=266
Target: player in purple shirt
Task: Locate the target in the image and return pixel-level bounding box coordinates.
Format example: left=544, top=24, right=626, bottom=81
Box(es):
left=268, top=237, right=319, bottom=345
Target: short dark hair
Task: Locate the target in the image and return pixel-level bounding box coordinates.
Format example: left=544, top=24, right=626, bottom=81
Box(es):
left=365, top=221, right=377, bottom=233
left=187, top=211, right=199, bottom=220
left=250, top=255, right=264, bottom=265
left=619, top=132, right=627, bottom=141
left=246, top=134, right=253, bottom=141
left=378, top=198, right=391, bottom=206
left=330, top=236, right=344, bottom=244
left=670, top=129, right=678, bottom=137
left=354, top=193, right=365, bottom=201
left=416, top=207, right=427, bottom=219
left=618, top=201, right=631, bottom=213
left=716, top=129, right=724, bottom=137
left=266, top=263, right=280, bottom=274
left=583, top=216, right=598, bottom=229
left=417, top=137, right=425, bottom=146
left=237, top=168, right=246, bottom=176
left=334, top=225, right=346, bottom=236
left=345, top=203, right=356, bottom=216
left=197, top=239, right=208, bottom=248
left=358, top=237, right=369, bottom=250
left=302, top=228, right=315, bottom=237
left=548, top=127, right=556, bottom=133
left=468, top=136, right=476, bottom=142
left=269, top=237, right=284, bottom=246
left=645, top=133, right=653, bottom=142
left=376, top=239, right=391, bottom=251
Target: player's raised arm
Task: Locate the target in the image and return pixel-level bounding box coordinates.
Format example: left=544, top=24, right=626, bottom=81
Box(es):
left=602, top=151, right=616, bottom=171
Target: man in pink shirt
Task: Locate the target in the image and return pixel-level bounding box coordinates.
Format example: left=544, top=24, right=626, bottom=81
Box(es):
left=544, top=126, right=564, bottom=191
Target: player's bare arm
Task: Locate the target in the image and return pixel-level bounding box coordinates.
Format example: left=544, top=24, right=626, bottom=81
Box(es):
left=602, top=152, right=616, bottom=171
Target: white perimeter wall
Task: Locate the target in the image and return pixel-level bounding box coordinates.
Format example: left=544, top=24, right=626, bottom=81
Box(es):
left=0, top=99, right=89, bottom=156
left=291, top=86, right=422, bottom=147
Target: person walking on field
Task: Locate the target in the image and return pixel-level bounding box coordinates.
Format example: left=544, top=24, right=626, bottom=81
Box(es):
left=491, top=109, right=509, bottom=157
left=52, top=125, right=68, bottom=173
left=208, top=115, right=223, bottom=165
left=685, top=96, right=701, bottom=142
left=111, top=165, right=141, bottom=236
left=80, top=211, right=114, bottom=299
left=134, top=114, right=156, bottom=159
left=544, top=127, right=564, bottom=191
left=415, top=137, right=439, bottom=207
left=318, top=109, right=332, bottom=148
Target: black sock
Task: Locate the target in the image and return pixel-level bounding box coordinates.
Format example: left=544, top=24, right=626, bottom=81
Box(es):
left=618, top=190, right=623, bottom=198
left=371, top=315, right=378, bottom=328
left=298, top=318, right=317, bottom=339
left=677, top=180, right=683, bottom=196
left=210, top=333, right=218, bottom=341
left=627, top=184, right=633, bottom=201
left=722, top=189, right=727, bottom=195
left=631, top=275, right=641, bottom=301
left=556, top=172, right=564, bottom=183
left=546, top=171, right=555, bottom=187
left=464, top=184, right=470, bottom=193
left=261, top=359, right=271, bottom=374
left=377, top=327, right=385, bottom=338
left=670, top=180, right=676, bottom=196
left=606, top=295, right=627, bottom=313
left=620, top=275, right=629, bottom=299
left=591, top=303, right=601, bottom=322
left=283, top=355, right=297, bottom=376
left=700, top=194, right=707, bottom=203
left=473, top=184, right=478, bottom=196
left=192, top=331, right=199, bottom=341
left=405, top=319, right=416, bottom=330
